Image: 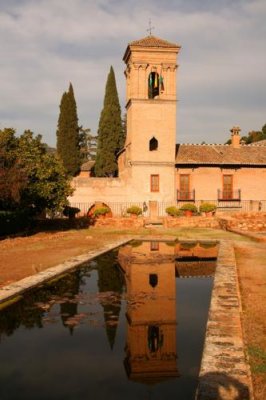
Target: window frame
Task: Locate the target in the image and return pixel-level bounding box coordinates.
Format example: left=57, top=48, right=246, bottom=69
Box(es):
left=150, top=241, right=159, bottom=251
left=222, top=174, right=233, bottom=200
left=150, top=174, right=159, bottom=192
left=179, top=174, right=190, bottom=200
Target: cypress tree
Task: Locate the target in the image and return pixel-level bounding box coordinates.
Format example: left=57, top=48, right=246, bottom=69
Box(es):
left=56, top=83, right=81, bottom=176
left=97, top=253, right=123, bottom=350
left=94, top=66, right=123, bottom=177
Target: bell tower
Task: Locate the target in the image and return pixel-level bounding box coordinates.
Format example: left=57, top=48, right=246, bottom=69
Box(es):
left=120, top=35, right=181, bottom=204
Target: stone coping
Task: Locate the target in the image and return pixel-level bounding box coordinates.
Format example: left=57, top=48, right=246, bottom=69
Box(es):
left=0, top=238, right=132, bottom=306
left=0, top=235, right=210, bottom=304
left=227, top=227, right=266, bottom=242
left=196, top=240, right=254, bottom=400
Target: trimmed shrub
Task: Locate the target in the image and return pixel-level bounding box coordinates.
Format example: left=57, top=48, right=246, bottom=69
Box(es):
left=126, top=205, right=142, bottom=216
left=165, top=206, right=181, bottom=217
left=0, top=210, right=31, bottom=236
left=93, top=207, right=110, bottom=217
left=179, top=203, right=198, bottom=213
left=199, top=203, right=217, bottom=213
left=63, top=206, right=80, bottom=219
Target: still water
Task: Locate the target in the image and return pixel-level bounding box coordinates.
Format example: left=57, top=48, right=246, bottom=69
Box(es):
left=0, top=240, right=217, bottom=400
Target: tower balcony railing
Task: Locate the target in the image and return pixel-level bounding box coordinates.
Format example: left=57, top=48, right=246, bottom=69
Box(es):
left=218, top=189, right=241, bottom=201
left=177, top=190, right=195, bottom=201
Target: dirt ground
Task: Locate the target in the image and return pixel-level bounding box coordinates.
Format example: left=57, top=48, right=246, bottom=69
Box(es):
left=0, top=228, right=133, bottom=287
left=0, top=226, right=265, bottom=399
left=234, top=241, right=266, bottom=400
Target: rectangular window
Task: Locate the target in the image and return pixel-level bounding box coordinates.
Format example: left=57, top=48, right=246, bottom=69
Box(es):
left=150, top=241, right=159, bottom=251
left=223, top=175, right=233, bottom=199
left=179, top=174, right=190, bottom=200
left=151, top=175, right=159, bottom=192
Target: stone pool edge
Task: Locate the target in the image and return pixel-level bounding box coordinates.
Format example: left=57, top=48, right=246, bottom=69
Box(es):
left=0, top=237, right=132, bottom=306
left=196, top=240, right=254, bottom=400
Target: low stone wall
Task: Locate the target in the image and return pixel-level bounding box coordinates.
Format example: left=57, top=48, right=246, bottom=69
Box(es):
left=196, top=241, right=253, bottom=399
left=92, top=213, right=266, bottom=232
left=219, top=212, right=266, bottom=232
left=163, top=216, right=220, bottom=229
left=94, top=217, right=145, bottom=228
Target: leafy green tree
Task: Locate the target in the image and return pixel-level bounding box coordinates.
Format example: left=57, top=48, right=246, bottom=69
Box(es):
left=246, top=130, right=263, bottom=144
left=18, top=130, right=73, bottom=214
left=240, top=124, right=266, bottom=144
left=1, top=129, right=72, bottom=215
left=79, top=128, right=98, bottom=162
left=261, top=123, right=266, bottom=138
left=225, top=123, right=266, bottom=144
left=0, top=128, right=27, bottom=209
left=56, top=83, right=81, bottom=176
left=94, top=66, right=123, bottom=177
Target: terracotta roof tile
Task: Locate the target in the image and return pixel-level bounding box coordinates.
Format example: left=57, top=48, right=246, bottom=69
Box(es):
left=129, top=35, right=180, bottom=48
left=248, top=139, right=266, bottom=146
left=175, top=144, right=266, bottom=166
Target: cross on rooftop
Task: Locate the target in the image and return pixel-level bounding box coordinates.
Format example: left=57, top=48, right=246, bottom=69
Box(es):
left=147, top=19, right=155, bottom=36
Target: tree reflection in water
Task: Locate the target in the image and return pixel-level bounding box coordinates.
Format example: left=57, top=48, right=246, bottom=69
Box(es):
left=0, top=240, right=218, bottom=400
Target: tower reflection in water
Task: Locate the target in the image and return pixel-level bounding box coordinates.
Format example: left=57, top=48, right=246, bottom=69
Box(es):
left=118, top=240, right=179, bottom=385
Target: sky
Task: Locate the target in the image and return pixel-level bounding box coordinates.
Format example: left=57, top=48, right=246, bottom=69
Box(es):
left=0, top=0, right=265, bottom=146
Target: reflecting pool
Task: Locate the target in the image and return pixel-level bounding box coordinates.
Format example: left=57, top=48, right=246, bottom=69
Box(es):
left=0, top=240, right=217, bottom=400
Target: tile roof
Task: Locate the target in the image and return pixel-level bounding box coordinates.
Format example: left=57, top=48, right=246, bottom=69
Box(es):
left=247, top=139, right=266, bottom=146
left=175, top=144, right=266, bottom=166
left=129, top=35, right=180, bottom=48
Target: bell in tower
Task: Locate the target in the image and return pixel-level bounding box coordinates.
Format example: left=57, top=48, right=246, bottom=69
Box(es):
left=118, top=34, right=181, bottom=207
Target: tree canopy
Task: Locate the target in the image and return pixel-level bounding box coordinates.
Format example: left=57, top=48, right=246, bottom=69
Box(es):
left=0, top=128, right=28, bottom=209
left=56, top=83, right=81, bottom=176
left=94, top=66, right=124, bottom=177
left=241, top=124, right=266, bottom=144
left=225, top=123, right=266, bottom=145
left=79, top=128, right=98, bottom=162
left=0, top=128, right=73, bottom=214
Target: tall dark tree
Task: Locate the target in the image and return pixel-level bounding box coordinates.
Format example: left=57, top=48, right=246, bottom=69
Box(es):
left=121, top=112, right=127, bottom=149
left=56, top=83, right=81, bottom=176
left=94, top=66, right=123, bottom=177
left=97, top=252, right=124, bottom=350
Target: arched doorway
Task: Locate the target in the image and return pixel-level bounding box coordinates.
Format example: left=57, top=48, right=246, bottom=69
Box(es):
left=87, top=202, right=113, bottom=218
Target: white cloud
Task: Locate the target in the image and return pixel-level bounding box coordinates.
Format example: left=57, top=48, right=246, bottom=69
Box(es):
left=0, top=0, right=265, bottom=145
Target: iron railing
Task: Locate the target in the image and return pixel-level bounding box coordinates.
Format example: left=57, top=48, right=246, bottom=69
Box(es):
left=177, top=190, right=195, bottom=201
left=217, top=189, right=241, bottom=201
left=70, top=199, right=266, bottom=218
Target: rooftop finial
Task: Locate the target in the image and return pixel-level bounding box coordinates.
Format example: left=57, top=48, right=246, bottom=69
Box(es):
left=147, top=18, right=155, bottom=36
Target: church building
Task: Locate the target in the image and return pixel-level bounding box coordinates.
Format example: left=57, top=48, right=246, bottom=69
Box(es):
left=70, top=35, right=266, bottom=216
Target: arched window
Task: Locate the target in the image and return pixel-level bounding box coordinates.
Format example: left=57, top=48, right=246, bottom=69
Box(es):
left=147, top=325, right=163, bottom=353
left=149, top=137, right=158, bottom=151
left=148, top=72, right=159, bottom=99
left=149, top=273, right=158, bottom=288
